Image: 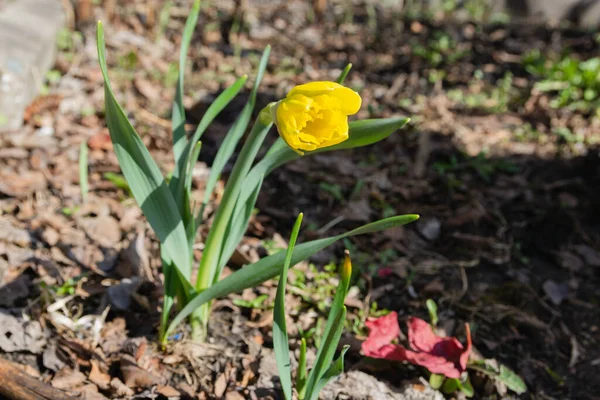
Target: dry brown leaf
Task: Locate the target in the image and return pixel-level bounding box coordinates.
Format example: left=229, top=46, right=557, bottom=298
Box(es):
left=225, top=391, right=245, bottom=400
left=51, top=367, right=86, bottom=390
left=214, top=373, right=228, bottom=398
left=120, top=354, right=163, bottom=388
left=88, top=360, right=111, bottom=390
left=110, top=377, right=134, bottom=397
left=157, top=385, right=181, bottom=397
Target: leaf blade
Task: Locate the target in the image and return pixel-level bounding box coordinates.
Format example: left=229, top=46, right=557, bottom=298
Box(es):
left=166, top=214, right=418, bottom=338
left=97, top=21, right=192, bottom=279
left=273, top=214, right=303, bottom=400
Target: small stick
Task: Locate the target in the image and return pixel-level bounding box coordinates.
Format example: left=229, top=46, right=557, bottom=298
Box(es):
left=0, top=358, right=80, bottom=400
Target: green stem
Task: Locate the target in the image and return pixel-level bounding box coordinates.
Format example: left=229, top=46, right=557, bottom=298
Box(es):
left=191, top=107, right=273, bottom=339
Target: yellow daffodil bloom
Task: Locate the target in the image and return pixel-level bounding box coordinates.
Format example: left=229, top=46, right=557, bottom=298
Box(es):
left=271, top=81, right=361, bottom=154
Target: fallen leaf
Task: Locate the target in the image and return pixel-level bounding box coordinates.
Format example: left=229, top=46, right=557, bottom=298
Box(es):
left=120, top=354, right=163, bottom=388
left=574, top=245, right=600, bottom=267
left=79, top=215, right=122, bottom=248
left=214, top=373, right=228, bottom=398
left=362, top=313, right=472, bottom=379
left=157, top=385, right=181, bottom=397
left=89, top=359, right=111, bottom=390
left=0, top=312, right=46, bottom=353
left=225, top=391, right=246, bottom=400
left=110, top=377, right=135, bottom=397
left=0, top=218, right=31, bottom=246
left=0, top=170, right=46, bottom=197
left=542, top=280, right=570, bottom=305
left=51, top=367, right=87, bottom=390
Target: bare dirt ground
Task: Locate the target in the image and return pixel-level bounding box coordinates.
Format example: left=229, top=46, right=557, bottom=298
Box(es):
left=0, top=1, right=599, bottom=399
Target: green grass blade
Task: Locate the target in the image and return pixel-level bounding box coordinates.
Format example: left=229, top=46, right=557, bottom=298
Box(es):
left=171, top=75, right=248, bottom=217
left=196, top=115, right=273, bottom=291
left=336, top=63, right=352, bottom=84
left=79, top=141, right=89, bottom=202
left=165, top=214, right=418, bottom=339
left=304, top=255, right=351, bottom=400
left=217, top=174, right=264, bottom=275
left=97, top=21, right=192, bottom=280
left=172, top=0, right=200, bottom=166
left=306, top=345, right=349, bottom=400
left=273, top=213, right=303, bottom=400
left=198, top=46, right=271, bottom=224
left=185, top=141, right=203, bottom=197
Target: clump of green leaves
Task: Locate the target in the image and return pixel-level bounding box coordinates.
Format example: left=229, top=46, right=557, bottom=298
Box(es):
left=96, top=0, right=416, bottom=344
left=448, top=71, right=517, bottom=113
left=412, top=31, right=469, bottom=68
left=523, top=50, right=600, bottom=115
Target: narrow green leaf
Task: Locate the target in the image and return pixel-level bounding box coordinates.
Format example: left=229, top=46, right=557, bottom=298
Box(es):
left=304, top=307, right=347, bottom=400
left=307, top=345, right=349, bottom=400
left=79, top=141, right=88, bottom=202
left=171, top=75, right=248, bottom=217
left=172, top=0, right=201, bottom=165
left=198, top=46, right=271, bottom=224
left=97, top=21, right=191, bottom=280
left=304, top=255, right=352, bottom=400
left=336, top=63, right=352, bottom=84
left=165, top=214, right=418, bottom=340
left=196, top=116, right=273, bottom=292
left=185, top=141, right=203, bottom=197
left=218, top=174, right=264, bottom=272
left=273, top=214, right=303, bottom=400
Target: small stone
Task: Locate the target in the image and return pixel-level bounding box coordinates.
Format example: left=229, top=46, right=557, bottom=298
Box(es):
left=416, top=217, right=442, bottom=241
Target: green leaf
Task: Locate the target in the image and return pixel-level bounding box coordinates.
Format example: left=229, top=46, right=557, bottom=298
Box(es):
left=304, top=254, right=351, bottom=400
left=304, top=308, right=347, bottom=400
left=223, top=116, right=411, bottom=268
left=441, top=378, right=460, bottom=394
left=273, top=214, right=303, bottom=400
left=458, top=375, right=474, bottom=398
left=218, top=174, right=264, bottom=272
left=336, top=64, right=352, bottom=85
left=171, top=75, right=248, bottom=218
left=499, top=365, right=527, bottom=394
left=171, top=0, right=200, bottom=166
left=429, top=374, right=445, bottom=389
left=97, top=21, right=192, bottom=280
left=166, top=215, right=418, bottom=339
left=79, top=141, right=89, bottom=202
left=308, top=345, right=349, bottom=400
left=196, top=115, right=273, bottom=291
left=468, top=359, right=527, bottom=395
left=198, top=46, right=271, bottom=224
left=426, top=299, right=439, bottom=327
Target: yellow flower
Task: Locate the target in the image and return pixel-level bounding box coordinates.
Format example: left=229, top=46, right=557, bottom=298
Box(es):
left=272, top=81, right=361, bottom=154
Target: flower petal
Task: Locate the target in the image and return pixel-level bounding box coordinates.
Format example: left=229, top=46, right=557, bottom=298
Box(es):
left=287, top=81, right=342, bottom=97
left=288, top=81, right=361, bottom=115
left=331, top=86, right=362, bottom=115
